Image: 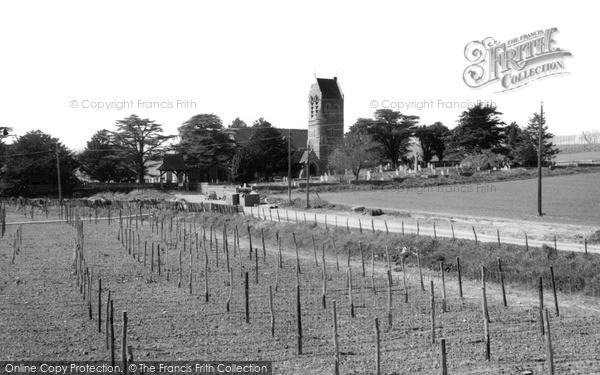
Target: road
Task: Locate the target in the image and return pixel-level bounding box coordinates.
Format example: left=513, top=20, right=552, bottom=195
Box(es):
left=242, top=205, right=599, bottom=254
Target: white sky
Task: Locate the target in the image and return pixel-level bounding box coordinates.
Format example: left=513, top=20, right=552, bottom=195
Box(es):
left=0, top=0, right=596, bottom=150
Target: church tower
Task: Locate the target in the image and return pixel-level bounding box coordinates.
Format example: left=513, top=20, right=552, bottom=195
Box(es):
left=307, top=76, right=344, bottom=171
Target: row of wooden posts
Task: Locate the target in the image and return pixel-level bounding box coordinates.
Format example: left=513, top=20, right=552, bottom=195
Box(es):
left=57, top=203, right=563, bottom=375
left=70, top=210, right=134, bottom=374
left=250, top=206, right=591, bottom=255
left=108, top=209, right=562, bottom=374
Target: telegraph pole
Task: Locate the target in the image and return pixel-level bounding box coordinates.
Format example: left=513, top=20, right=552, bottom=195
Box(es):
left=56, top=147, right=62, bottom=205
left=288, top=129, right=292, bottom=203
left=537, top=102, right=543, bottom=216
left=305, top=148, right=310, bottom=208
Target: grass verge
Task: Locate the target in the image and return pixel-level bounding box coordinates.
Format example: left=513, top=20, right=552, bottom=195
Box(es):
left=195, top=210, right=600, bottom=297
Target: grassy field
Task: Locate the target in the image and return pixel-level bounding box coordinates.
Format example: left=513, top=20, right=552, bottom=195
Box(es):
left=2, top=205, right=600, bottom=373
left=554, top=150, right=600, bottom=162
left=311, top=172, right=600, bottom=226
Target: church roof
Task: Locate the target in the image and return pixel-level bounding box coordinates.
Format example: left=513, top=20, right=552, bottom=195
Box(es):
left=226, top=127, right=308, bottom=150
left=158, top=154, right=189, bottom=171
left=316, top=77, right=343, bottom=100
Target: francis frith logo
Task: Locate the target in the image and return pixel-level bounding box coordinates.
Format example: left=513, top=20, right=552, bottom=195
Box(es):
left=463, top=27, right=572, bottom=92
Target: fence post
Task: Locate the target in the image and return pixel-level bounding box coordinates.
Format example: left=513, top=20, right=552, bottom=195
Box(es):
left=550, top=266, right=559, bottom=317
left=296, top=284, right=303, bottom=355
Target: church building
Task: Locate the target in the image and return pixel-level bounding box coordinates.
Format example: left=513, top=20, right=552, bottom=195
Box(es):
left=307, top=76, right=344, bottom=172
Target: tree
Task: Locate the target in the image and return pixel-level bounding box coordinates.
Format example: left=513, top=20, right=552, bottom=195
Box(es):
left=350, top=109, right=419, bottom=168
left=228, top=117, right=247, bottom=128
left=514, top=112, right=559, bottom=167
left=252, top=117, right=272, bottom=128
left=328, top=132, right=379, bottom=180
left=230, top=147, right=255, bottom=183
left=413, top=122, right=450, bottom=164
left=78, top=130, right=136, bottom=182
left=176, top=114, right=236, bottom=179
left=246, top=122, right=287, bottom=179
left=447, top=103, right=507, bottom=159
left=1, top=130, right=79, bottom=196
left=112, top=115, right=173, bottom=183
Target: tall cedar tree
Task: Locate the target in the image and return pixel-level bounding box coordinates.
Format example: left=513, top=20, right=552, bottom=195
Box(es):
left=79, top=129, right=137, bottom=182
left=448, top=104, right=507, bottom=159
left=350, top=109, right=419, bottom=168
left=516, top=112, right=559, bottom=167
left=112, top=115, right=173, bottom=183
left=413, top=122, right=450, bottom=164
left=246, top=120, right=287, bottom=179
left=177, top=114, right=236, bottom=178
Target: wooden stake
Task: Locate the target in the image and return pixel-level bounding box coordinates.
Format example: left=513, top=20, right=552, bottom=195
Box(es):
left=544, top=308, right=555, bottom=375
left=457, top=257, right=463, bottom=298
left=98, top=278, right=102, bottom=332
left=293, top=233, right=301, bottom=275
left=387, top=269, right=393, bottom=330
left=539, top=277, right=545, bottom=335
left=482, top=266, right=490, bottom=323
left=275, top=240, right=280, bottom=292
left=472, top=226, right=478, bottom=245
left=525, top=232, right=529, bottom=251
left=441, top=338, right=448, bottom=375
left=440, top=262, right=446, bottom=313
left=312, top=235, right=319, bottom=267
left=105, top=290, right=111, bottom=349
left=110, top=300, right=115, bottom=367
left=322, top=244, right=327, bottom=308
left=122, top=311, right=128, bottom=375
left=332, top=238, right=339, bottom=271
left=430, top=280, right=436, bottom=344
left=268, top=285, right=275, bottom=337
left=204, top=253, right=209, bottom=302
left=375, top=317, right=381, bottom=375
left=348, top=267, right=355, bottom=318
left=226, top=269, right=233, bottom=312
left=247, top=226, right=253, bottom=259
left=417, top=250, right=424, bottom=292
left=401, top=256, right=408, bottom=303
left=189, top=250, right=193, bottom=294
left=261, top=229, right=266, bottom=263
left=498, top=257, right=507, bottom=307
left=255, top=248, right=259, bottom=285
left=371, top=249, right=376, bottom=295
left=332, top=301, right=340, bottom=374
left=359, top=241, right=365, bottom=277
left=483, top=287, right=490, bottom=361
left=245, top=271, right=249, bottom=323
left=296, top=283, right=303, bottom=355
left=550, top=266, right=559, bottom=317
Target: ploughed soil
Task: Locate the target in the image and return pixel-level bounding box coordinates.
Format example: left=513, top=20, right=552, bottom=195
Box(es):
left=1, top=207, right=599, bottom=374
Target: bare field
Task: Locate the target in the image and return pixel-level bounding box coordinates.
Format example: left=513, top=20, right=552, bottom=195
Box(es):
left=1, top=207, right=600, bottom=374
left=310, top=172, right=600, bottom=227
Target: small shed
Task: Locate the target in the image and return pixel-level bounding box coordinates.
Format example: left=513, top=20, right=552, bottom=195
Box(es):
left=158, top=154, right=190, bottom=189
